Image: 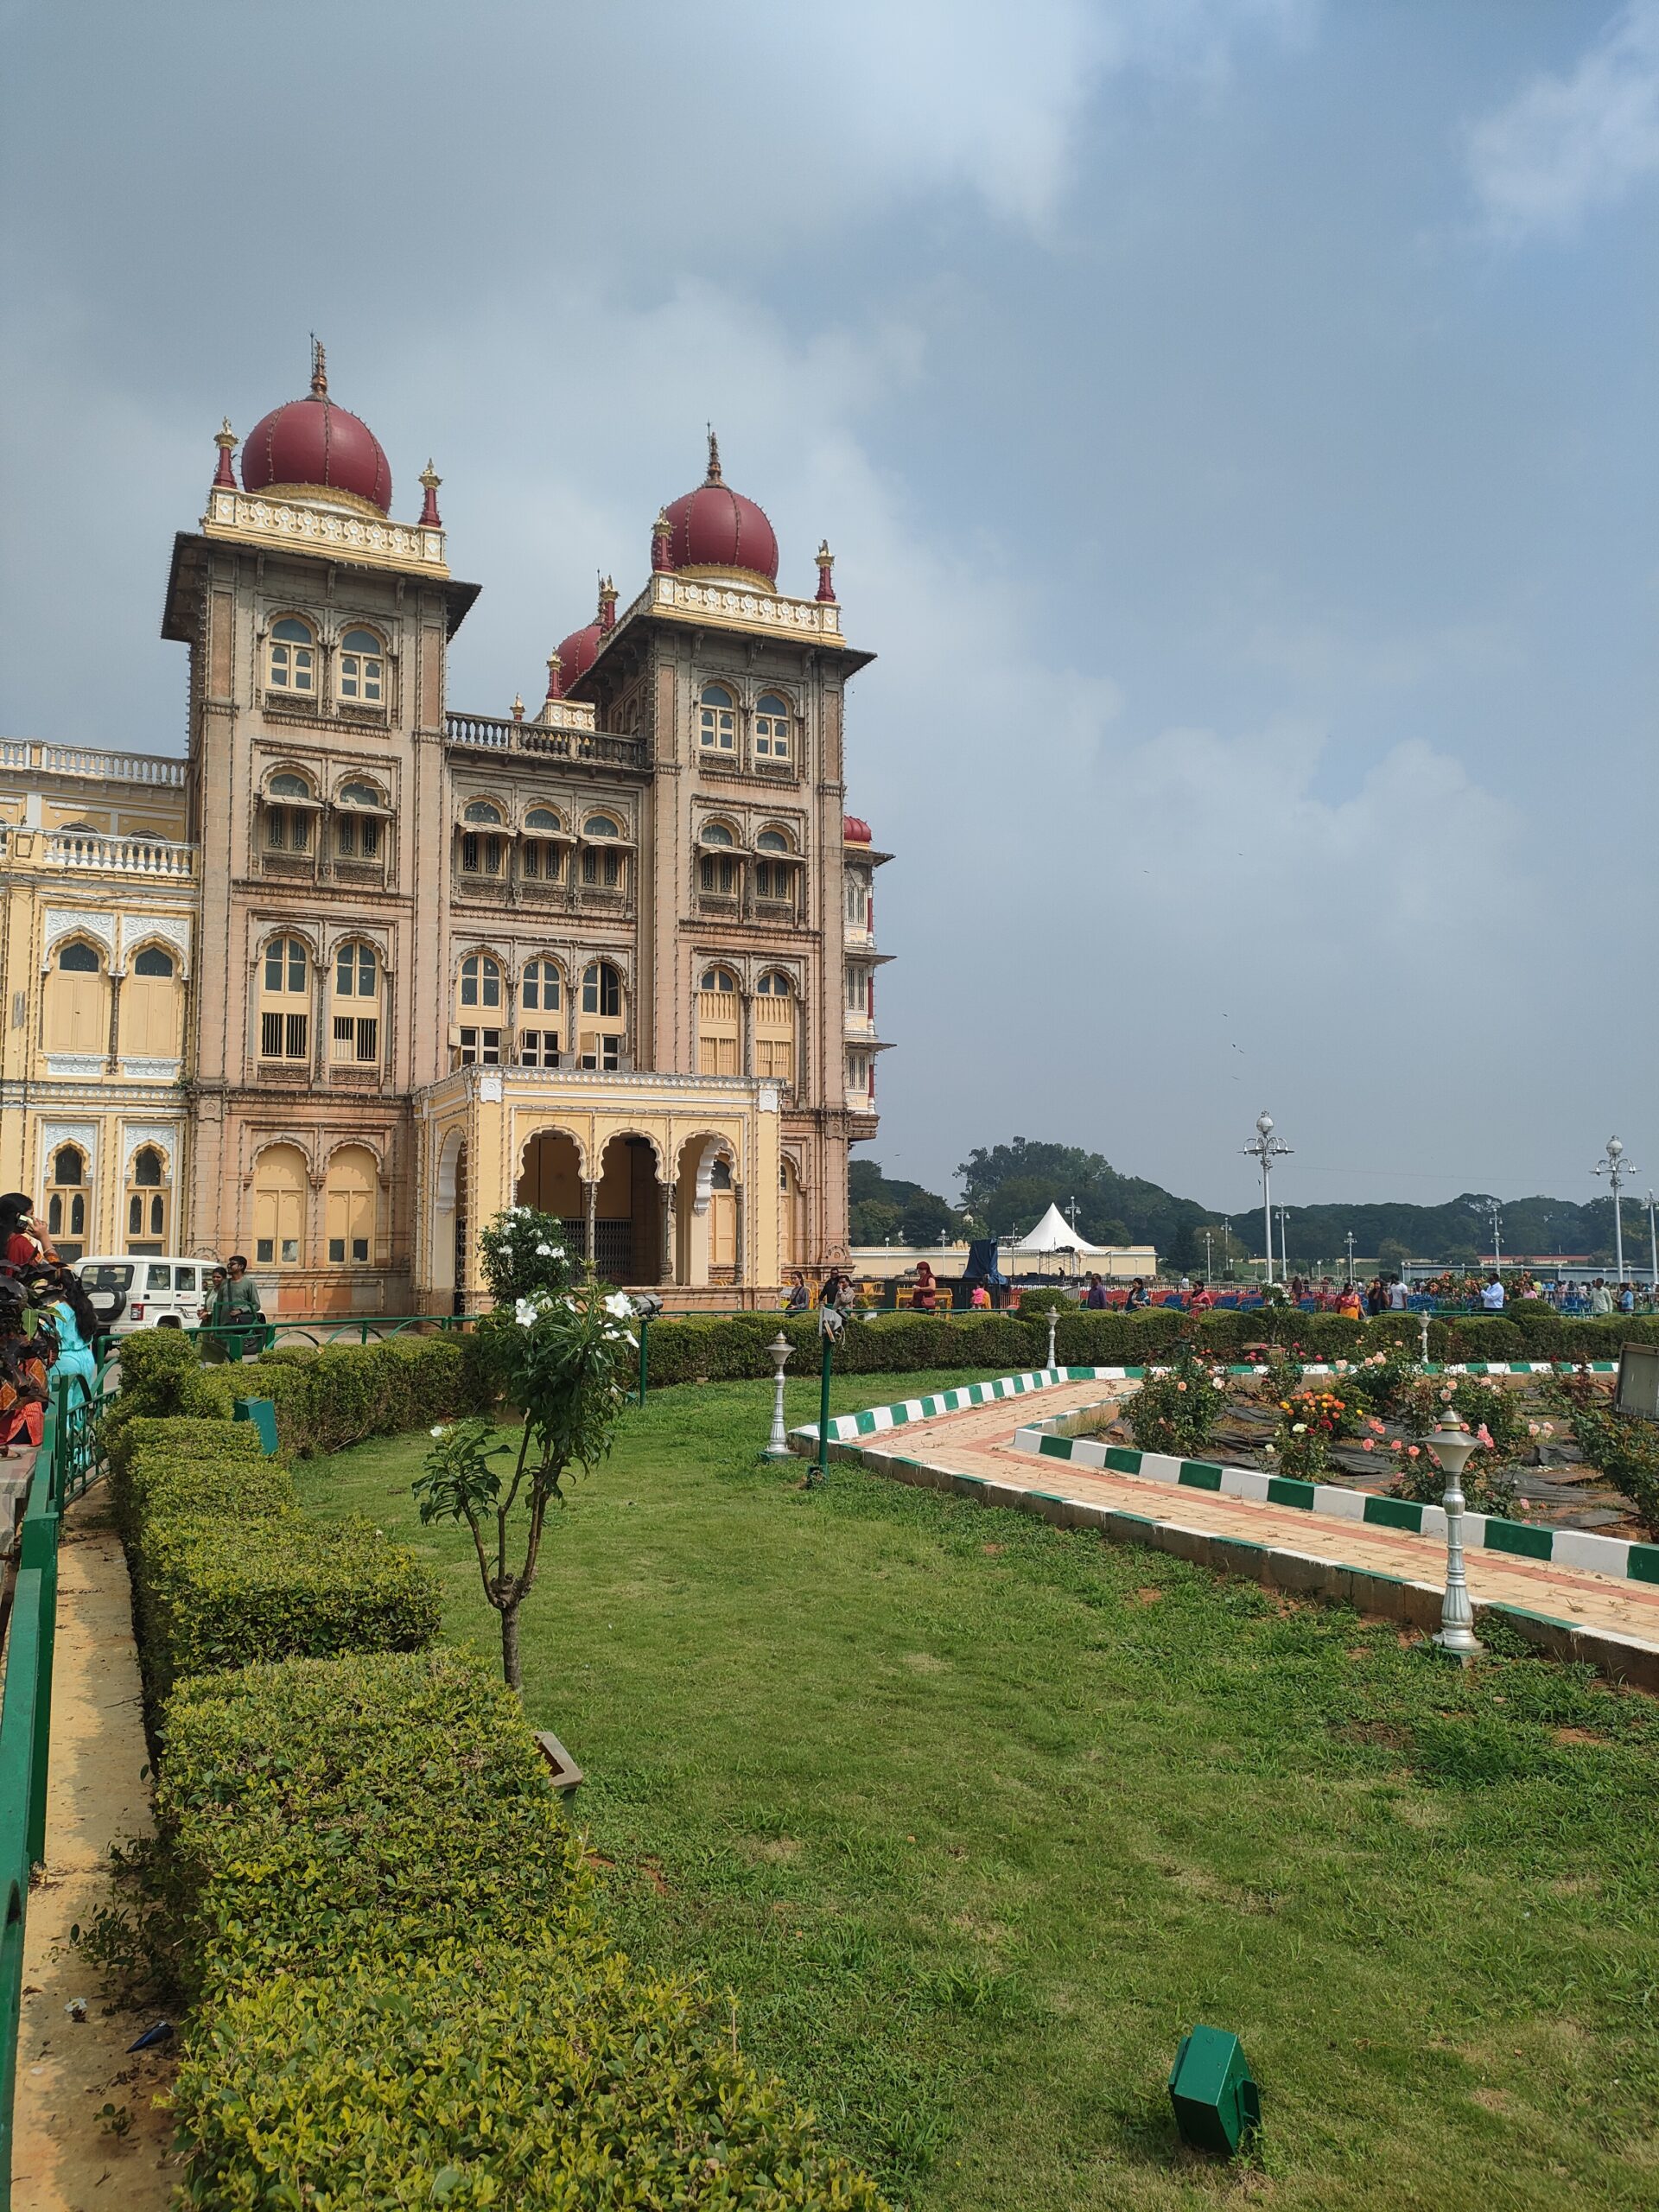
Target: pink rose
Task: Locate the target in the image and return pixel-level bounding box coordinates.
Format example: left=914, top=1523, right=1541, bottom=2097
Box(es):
left=1408, top=1446, right=1421, bottom=1459
left=1362, top=1440, right=1374, bottom=1452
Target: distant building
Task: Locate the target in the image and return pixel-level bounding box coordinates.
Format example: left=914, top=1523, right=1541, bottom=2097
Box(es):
left=0, top=354, right=893, bottom=1308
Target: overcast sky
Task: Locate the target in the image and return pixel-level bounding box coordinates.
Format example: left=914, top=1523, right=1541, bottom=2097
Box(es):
left=4, top=2, right=1655, bottom=1215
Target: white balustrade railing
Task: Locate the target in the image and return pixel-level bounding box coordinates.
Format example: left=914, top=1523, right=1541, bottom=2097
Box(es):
left=0, top=739, right=186, bottom=786
left=44, top=831, right=195, bottom=877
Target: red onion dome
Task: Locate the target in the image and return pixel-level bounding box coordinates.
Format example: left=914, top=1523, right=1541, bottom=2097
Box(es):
left=658, top=432, right=779, bottom=588
left=843, top=815, right=872, bottom=844
left=556, top=620, right=602, bottom=686
left=240, top=346, right=392, bottom=515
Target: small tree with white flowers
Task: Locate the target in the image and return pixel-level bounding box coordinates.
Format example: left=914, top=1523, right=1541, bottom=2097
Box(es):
left=416, top=1273, right=635, bottom=1690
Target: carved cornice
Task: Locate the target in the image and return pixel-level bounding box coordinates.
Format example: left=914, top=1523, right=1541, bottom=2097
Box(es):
left=200, top=487, right=449, bottom=578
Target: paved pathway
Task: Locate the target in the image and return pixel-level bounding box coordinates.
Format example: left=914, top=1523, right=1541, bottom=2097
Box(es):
left=11, top=1489, right=174, bottom=2211
left=846, top=1380, right=1659, bottom=1667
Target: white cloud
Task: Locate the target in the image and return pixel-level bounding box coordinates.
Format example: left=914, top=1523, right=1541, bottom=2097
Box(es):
left=1466, top=2, right=1659, bottom=239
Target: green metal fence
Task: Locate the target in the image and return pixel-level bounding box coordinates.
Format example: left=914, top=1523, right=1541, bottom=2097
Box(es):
left=0, top=1363, right=111, bottom=2207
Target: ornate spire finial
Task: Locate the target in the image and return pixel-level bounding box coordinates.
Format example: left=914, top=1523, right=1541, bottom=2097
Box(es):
left=545, top=650, right=563, bottom=702
left=815, top=538, right=836, bottom=603
left=651, top=507, right=674, bottom=573
left=512, top=692, right=526, bottom=722
left=705, top=426, right=721, bottom=484
left=598, top=575, right=618, bottom=633
left=310, top=337, right=327, bottom=397
left=418, top=460, right=442, bottom=528
left=213, top=418, right=238, bottom=491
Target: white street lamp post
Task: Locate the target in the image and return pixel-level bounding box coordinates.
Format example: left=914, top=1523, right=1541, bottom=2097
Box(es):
left=1243, top=1113, right=1292, bottom=1287
left=1487, top=1198, right=1502, bottom=1272
left=1204, top=1228, right=1213, bottom=1280
left=1277, top=1205, right=1291, bottom=1284
left=1344, top=1230, right=1356, bottom=1285
left=1046, top=1304, right=1059, bottom=1372
left=1593, top=1136, right=1639, bottom=1286
left=1426, top=1408, right=1483, bottom=1661
left=762, top=1332, right=794, bottom=1460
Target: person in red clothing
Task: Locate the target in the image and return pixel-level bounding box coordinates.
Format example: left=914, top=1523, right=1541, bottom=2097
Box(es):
left=0, top=1192, right=57, bottom=1280
left=912, top=1260, right=938, bottom=1313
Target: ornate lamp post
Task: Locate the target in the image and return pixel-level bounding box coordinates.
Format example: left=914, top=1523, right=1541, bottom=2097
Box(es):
left=1426, top=1408, right=1484, bottom=1662
left=1593, top=1137, right=1638, bottom=1286
left=1243, top=1113, right=1292, bottom=1287
left=1046, top=1303, right=1059, bottom=1373
left=762, top=1331, right=794, bottom=1460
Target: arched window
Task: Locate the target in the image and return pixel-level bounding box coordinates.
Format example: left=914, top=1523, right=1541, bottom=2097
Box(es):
left=264, top=772, right=315, bottom=855
left=754, top=830, right=794, bottom=903
left=46, top=1144, right=88, bottom=1255
left=267, top=616, right=315, bottom=694
left=460, top=801, right=504, bottom=876
left=325, top=1145, right=379, bottom=1266
left=754, top=693, right=791, bottom=761
left=122, top=942, right=182, bottom=1059
left=331, top=941, right=381, bottom=1065
left=259, top=936, right=310, bottom=1063
left=522, top=808, right=563, bottom=883
left=753, top=969, right=797, bottom=1083
left=252, top=1143, right=308, bottom=1268
left=698, top=683, right=735, bottom=753
left=696, top=965, right=740, bottom=1076
left=334, top=780, right=385, bottom=861
left=45, top=939, right=107, bottom=1055
left=519, top=959, right=563, bottom=1068
left=698, top=823, right=739, bottom=897
left=581, top=817, right=624, bottom=890
left=337, top=629, right=385, bottom=705
left=845, top=868, right=870, bottom=929
left=125, top=1145, right=169, bottom=1251
left=708, top=1154, right=736, bottom=1270
left=457, top=953, right=502, bottom=1065
left=578, top=961, right=623, bottom=1071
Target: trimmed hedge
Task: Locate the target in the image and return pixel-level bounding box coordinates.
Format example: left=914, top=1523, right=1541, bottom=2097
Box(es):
left=156, top=1651, right=885, bottom=2206
left=137, top=1512, right=439, bottom=1703
left=635, top=1305, right=1659, bottom=1386
left=156, top=1649, right=590, bottom=1995
left=175, top=1939, right=888, bottom=2211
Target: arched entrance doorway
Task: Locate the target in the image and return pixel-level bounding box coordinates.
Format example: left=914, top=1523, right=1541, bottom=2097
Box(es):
left=517, top=1130, right=585, bottom=1260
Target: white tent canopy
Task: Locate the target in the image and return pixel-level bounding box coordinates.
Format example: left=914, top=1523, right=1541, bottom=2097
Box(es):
left=1010, top=1202, right=1109, bottom=1257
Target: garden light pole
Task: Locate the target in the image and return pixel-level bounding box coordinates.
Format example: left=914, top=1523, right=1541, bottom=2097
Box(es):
left=1222, top=1217, right=1232, bottom=1280
left=1487, top=1198, right=1502, bottom=1272
left=1344, top=1230, right=1356, bottom=1284
left=1204, top=1228, right=1214, bottom=1281
left=1277, top=1205, right=1291, bottom=1283
left=1046, top=1304, right=1059, bottom=1371
left=763, top=1332, right=794, bottom=1460
left=1426, top=1408, right=1483, bottom=1662
left=1243, top=1113, right=1292, bottom=1286
left=1593, top=1137, right=1637, bottom=1284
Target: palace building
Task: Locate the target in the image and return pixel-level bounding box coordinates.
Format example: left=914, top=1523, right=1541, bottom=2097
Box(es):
left=0, top=352, right=892, bottom=1311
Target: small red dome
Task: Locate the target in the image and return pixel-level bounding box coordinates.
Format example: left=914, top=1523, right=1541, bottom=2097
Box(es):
left=556, top=621, right=602, bottom=686
left=843, top=815, right=872, bottom=844
left=241, top=353, right=392, bottom=514
left=659, top=434, right=778, bottom=587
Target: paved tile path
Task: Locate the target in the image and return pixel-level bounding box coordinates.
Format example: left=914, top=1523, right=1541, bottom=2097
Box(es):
left=844, top=1381, right=1659, bottom=1670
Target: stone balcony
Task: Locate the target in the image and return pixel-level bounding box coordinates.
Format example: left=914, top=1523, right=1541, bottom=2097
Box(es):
left=446, top=710, right=645, bottom=774
left=0, top=740, right=186, bottom=786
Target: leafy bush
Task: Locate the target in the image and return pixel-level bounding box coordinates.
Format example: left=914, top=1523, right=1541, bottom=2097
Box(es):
left=156, top=1649, right=590, bottom=1996
left=173, top=1939, right=889, bottom=2212
left=1542, top=1369, right=1659, bottom=1535
left=136, top=1512, right=440, bottom=1703
left=237, top=1338, right=482, bottom=1457
left=1125, top=1345, right=1227, bottom=1459
left=1268, top=1386, right=1357, bottom=1480
left=478, top=1204, right=575, bottom=1306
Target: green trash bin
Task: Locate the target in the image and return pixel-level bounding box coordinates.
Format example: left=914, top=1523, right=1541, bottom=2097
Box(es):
left=1168, top=2024, right=1261, bottom=2156
left=232, top=1397, right=280, bottom=1456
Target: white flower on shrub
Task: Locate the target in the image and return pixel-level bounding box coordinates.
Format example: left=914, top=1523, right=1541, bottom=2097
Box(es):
left=430, top=1425, right=448, bottom=1439
left=603, top=1293, right=633, bottom=1320
left=514, top=1296, right=544, bottom=1329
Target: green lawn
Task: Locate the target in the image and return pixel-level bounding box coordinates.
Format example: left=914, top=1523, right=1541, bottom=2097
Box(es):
left=294, top=1370, right=1659, bottom=2211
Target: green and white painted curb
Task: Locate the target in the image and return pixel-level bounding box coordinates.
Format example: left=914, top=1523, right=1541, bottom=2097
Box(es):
left=1009, top=1423, right=1659, bottom=1586
left=793, top=1358, right=1620, bottom=1450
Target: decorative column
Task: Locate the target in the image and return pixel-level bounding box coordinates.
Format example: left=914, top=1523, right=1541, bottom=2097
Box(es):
left=661, top=1179, right=677, bottom=1285
left=582, top=1177, right=597, bottom=1265
left=734, top=1179, right=747, bottom=1287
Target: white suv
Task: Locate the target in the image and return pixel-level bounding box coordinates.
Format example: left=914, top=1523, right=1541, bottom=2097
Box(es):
left=78, top=1255, right=213, bottom=1333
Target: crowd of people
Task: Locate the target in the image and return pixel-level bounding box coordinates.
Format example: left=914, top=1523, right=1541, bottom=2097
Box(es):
left=0, top=1192, right=100, bottom=1456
